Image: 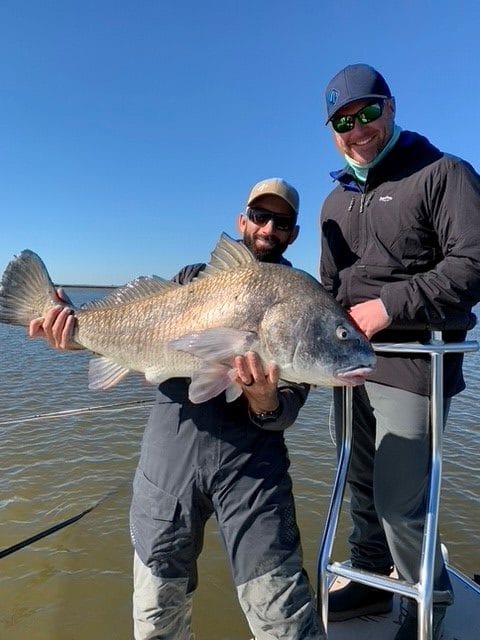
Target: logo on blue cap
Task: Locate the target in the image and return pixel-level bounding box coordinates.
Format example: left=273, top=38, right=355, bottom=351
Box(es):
left=327, top=89, right=339, bottom=106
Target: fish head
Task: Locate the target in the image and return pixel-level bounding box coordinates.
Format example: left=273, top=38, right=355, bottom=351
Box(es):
left=259, top=281, right=376, bottom=387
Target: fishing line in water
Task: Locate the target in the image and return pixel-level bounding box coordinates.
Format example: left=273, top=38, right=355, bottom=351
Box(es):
left=0, top=398, right=154, bottom=426
left=0, top=486, right=125, bottom=560
left=0, top=400, right=151, bottom=559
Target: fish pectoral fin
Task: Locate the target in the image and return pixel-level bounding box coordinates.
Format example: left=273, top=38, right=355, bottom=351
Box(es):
left=225, top=380, right=243, bottom=403
left=88, top=356, right=131, bottom=390
left=169, top=328, right=257, bottom=362
left=188, top=364, right=238, bottom=404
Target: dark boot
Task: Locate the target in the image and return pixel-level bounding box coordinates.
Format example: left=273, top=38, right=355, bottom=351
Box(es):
left=395, top=599, right=446, bottom=640
left=328, top=581, right=393, bottom=621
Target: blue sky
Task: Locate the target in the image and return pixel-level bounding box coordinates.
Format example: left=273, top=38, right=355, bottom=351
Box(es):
left=1, top=1, right=479, bottom=285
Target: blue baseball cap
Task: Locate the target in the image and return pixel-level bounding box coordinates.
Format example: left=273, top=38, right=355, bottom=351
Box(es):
left=325, top=64, right=392, bottom=123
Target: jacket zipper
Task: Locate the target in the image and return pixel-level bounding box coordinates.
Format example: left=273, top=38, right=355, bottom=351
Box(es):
left=358, top=187, right=374, bottom=254
left=359, top=192, right=369, bottom=213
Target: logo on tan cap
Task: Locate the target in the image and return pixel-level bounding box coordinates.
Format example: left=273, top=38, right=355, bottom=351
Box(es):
left=246, top=178, right=299, bottom=216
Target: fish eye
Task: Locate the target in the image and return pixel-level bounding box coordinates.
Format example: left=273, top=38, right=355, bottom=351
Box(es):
left=336, top=325, right=349, bottom=340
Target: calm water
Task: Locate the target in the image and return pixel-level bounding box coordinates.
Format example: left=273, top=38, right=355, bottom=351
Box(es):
left=1, top=289, right=479, bottom=639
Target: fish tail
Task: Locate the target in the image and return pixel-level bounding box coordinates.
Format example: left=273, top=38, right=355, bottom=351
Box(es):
left=0, top=250, right=62, bottom=326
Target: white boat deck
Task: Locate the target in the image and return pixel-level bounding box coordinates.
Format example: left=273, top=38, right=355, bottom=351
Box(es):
left=327, top=566, right=480, bottom=639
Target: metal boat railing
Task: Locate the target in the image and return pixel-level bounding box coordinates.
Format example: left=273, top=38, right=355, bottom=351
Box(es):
left=317, top=327, right=479, bottom=640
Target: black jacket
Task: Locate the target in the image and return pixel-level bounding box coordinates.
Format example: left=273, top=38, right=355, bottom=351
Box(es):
left=320, top=130, right=480, bottom=396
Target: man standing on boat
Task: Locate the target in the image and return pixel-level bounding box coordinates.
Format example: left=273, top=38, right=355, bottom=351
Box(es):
left=320, top=63, right=480, bottom=639
left=29, top=178, right=326, bottom=640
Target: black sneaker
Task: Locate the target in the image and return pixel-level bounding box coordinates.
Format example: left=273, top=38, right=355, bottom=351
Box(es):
left=328, top=581, right=393, bottom=621
left=394, top=599, right=446, bottom=640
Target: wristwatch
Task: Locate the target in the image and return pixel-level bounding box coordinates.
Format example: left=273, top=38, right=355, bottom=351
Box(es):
left=249, top=403, right=282, bottom=425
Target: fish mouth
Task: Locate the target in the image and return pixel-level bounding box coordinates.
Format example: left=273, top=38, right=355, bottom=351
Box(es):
left=334, top=366, right=373, bottom=386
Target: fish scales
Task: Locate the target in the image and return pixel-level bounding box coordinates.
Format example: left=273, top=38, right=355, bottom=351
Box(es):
left=75, top=265, right=283, bottom=377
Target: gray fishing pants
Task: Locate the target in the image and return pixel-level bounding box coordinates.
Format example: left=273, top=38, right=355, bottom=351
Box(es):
left=132, top=551, right=323, bottom=640
left=130, top=390, right=324, bottom=640
left=333, top=382, right=453, bottom=604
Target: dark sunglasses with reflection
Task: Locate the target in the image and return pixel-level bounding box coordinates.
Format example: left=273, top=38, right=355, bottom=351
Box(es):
left=331, top=100, right=386, bottom=134
left=245, top=207, right=296, bottom=232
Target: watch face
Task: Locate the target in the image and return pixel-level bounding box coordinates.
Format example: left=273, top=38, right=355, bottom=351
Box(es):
left=254, top=406, right=282, bottom=422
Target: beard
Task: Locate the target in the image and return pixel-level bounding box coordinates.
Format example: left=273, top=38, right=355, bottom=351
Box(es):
left=243, top=231, right=288, bottom=263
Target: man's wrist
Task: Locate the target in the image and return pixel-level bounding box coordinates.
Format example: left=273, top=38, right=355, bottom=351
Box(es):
left=248, top=399, right=282, bottom=425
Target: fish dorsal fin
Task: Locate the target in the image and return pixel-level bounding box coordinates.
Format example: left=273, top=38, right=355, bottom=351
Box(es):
left=82, top=276, right=177, bottom=310
left=196, top=233, right=257, bottom=279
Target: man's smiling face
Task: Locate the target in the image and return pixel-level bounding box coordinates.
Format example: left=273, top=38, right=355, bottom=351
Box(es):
left=332, top=98, right=396, bottom=164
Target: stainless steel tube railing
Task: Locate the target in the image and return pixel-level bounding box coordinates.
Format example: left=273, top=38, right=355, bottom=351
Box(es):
left=317, top=331, right=478, bottom=639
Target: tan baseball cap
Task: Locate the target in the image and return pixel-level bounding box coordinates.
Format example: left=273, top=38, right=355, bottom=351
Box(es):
left=246, top=178, right=299, bottom=217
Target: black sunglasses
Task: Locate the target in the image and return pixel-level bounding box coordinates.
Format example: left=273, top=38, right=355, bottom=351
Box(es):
left=246, top=207, right=296, bottom=232
left=331, top=101, right=385, bottom=134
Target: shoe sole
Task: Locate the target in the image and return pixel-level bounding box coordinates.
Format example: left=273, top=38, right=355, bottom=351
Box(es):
left=328, top=598, right=393, bottom=622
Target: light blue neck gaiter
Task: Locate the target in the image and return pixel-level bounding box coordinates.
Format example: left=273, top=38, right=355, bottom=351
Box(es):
left=345, top=124, right=402, bottom=183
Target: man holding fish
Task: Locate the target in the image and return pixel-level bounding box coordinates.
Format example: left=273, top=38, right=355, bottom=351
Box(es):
left=24, top=178, right=343, bottom=639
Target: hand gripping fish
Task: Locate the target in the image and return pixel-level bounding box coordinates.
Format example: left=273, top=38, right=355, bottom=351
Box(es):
left=0, top=234, right=375, bottom=403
